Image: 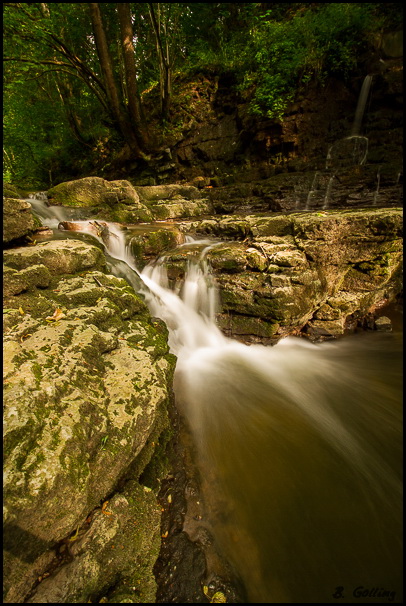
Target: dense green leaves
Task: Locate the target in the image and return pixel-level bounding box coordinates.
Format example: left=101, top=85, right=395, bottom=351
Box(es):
left=238, top=3, right=387, bottom=120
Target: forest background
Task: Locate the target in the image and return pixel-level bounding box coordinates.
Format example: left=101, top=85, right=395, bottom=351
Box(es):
left=3, top=2, right=403, bottom=189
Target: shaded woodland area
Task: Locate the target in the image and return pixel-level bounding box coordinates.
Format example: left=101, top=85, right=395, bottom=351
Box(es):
left=3, top=3, right=402, bottom=187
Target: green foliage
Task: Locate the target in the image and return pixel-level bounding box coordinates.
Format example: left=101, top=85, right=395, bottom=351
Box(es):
left=239, top=3, right=384, bottom=120
left=3, top=2, right=397, bottom=185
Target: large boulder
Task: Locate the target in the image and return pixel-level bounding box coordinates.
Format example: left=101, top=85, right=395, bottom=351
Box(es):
left=3, top=239, right=176, bottom=603
left=3, top=198, right=41, bottom=244
left=47, top=177, right=154, bottom=223
left=3, top=238, right=106, bottom=275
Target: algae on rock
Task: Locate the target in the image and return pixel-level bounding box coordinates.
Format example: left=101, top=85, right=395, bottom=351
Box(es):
left=3, top=239, right=176, bottom=604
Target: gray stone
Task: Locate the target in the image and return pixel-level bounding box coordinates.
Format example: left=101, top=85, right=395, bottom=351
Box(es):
left=3, top=198, right=41, bottom=244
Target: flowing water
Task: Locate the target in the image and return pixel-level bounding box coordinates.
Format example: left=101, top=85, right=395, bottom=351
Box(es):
left=29, top=197, right=403, bottom=603
left=350, top=75, right=373, bottom=138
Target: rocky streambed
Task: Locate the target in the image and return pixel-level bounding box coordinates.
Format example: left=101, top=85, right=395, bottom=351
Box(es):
left=3, top=180, right=403, bottom=603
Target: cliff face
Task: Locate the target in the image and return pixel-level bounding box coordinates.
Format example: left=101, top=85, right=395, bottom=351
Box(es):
left=129, top=48, right=402, bottom=214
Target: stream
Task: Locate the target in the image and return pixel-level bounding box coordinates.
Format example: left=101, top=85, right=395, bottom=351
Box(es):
left=28, top=196, right=403, bottom=604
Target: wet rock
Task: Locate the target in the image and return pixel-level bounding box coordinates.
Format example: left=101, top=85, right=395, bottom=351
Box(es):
left=176, top=207, right=403, bottom=341
left=47, top=177, right=153, bottom=223
left=129, top=227, right=184, bottom=267
left=375, top=315, right=392, bottom=331
left=155, top=531, right=207, bottom=603
left=304, top=318, right=346, bottom=338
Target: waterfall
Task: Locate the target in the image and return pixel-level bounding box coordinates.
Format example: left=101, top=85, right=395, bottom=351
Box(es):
left=350, top=74, right=373, bottom=137
left=305, top=171, right=320, bottom=211
left=323, top=174, right=335, bottom=209
left=373, top=165, right=381, bottom=205
left=27, top=195, right=403, bottom=604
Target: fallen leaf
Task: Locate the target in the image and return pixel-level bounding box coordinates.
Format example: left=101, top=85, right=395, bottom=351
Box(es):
left=19, top=307, right=25, bottom=315
left=211, top=591, right=227, bottom=603
left=161, top=531, right=168, bottom=538
left=167, top=494, right=172, bottom=504
left=20, top=333, right=32, bottom=342
left=101, top=501, right=113, bottom=516
left=46, top=308, right=65, bottom=322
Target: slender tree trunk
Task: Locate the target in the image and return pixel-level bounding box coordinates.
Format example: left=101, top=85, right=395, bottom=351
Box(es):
left=88, top=2, right=147, bottom=158
left=148, top=3, right=171, bottom=121
left=116, top=3, right=150, bottom=149
left=55, top=77, right=92, bottom=147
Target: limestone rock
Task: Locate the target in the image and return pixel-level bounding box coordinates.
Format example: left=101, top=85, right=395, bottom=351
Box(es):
left=3, top=239, right=106, bottom=275
left=374, top=315, right=392, bottom=331
left=3, top=243, right=176, bottom=603
left=134, top=184, right=203, bottom=202
left=175, top=207, right=403, bottom=341
left=128, top=227, right=184, bottom=267
left=133, top=184, right=213, bottom=220
left=47, top=177, right=153, bottom=223
left=3, top=198, right=41, bottom=244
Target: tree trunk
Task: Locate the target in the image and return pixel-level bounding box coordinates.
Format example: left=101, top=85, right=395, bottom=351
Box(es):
left=88, top=2, right=147, bottom=158
left=116, top=3, right=150, bottom=149
left=55, top=77, right=92, bottom=147
left=148, top=3, right=171, bottom=122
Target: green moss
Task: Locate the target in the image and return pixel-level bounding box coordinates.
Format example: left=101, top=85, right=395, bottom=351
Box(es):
left=31, top=362, right=43, bottom=385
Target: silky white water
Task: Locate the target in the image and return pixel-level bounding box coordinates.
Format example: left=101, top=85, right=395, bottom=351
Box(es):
left=29, top=197, right=403, bottom=603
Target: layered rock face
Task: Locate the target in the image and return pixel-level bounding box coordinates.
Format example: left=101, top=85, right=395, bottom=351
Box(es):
left=3, top=238, right=176, bottom=603
left=170, top=208, right=403, bottom=341
left=128, top=54, right=403, bottom=215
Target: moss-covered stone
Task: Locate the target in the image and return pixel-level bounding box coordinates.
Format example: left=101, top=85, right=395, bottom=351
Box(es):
left=3, top=250, right=176, bottom=604
left=24, top=482, right=163, bottom=603
left=129, top=228, right=182, bottom=266
left=3, top=239, right=106, bottom=275
left=47, top=177, right=154, bottom=222
left=147, top=198, right=212, bottom=220
left=3, top=198, right=41, bottom=244
left=3, top=183, right=23, bottom=198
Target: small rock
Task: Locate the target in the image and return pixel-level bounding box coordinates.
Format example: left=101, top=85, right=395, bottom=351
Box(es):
left=374, top=316, right=392, bottom=331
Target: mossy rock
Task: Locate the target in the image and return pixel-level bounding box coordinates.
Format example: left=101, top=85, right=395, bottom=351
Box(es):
left=3, top=198, right=42, bottom=244
left=47, top=177, right=153, bottom=222
left=3, top=251, right=176, bottom=603
left=3, top=183, right=23, bottom=199
left=3, top=239, right=106, bottom=275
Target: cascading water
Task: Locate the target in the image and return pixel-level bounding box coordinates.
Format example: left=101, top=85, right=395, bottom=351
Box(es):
left=350, top=75, right=373, bottom=138
left=307, top=75, right=373, bottom=211
left=28, top=195, right=403, bottom=603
